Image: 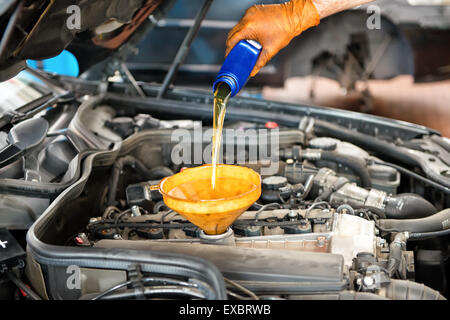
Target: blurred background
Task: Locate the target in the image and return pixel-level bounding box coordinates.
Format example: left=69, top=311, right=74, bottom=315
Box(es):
left=10, top=0, right=450, bottom=136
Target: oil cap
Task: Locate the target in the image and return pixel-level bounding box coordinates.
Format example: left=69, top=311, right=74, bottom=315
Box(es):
left=262, top=176, right=288, bottom=190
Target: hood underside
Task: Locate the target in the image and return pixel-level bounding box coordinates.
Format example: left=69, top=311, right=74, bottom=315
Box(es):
left=0, top=0, right=167, bottom=81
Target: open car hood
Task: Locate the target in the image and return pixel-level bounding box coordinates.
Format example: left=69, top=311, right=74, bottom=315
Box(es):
left=0, top=0, right=172, bottom=81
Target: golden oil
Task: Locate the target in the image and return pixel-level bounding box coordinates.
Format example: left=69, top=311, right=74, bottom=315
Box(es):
left=168, top=177, right=254, bottom=201
left=211, top=82, right=231, bottom=189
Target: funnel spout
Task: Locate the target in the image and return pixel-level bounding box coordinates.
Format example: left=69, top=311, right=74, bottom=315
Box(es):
left=200, top=228, right=236, bottom=245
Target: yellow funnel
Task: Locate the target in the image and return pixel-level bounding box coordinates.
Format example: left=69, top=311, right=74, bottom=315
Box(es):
left=159, top=164, right=261, bottom=235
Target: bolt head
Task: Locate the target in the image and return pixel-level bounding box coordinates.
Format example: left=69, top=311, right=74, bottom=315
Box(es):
left=89, top=218, right=99, bottom=224
left=288, top=210, right=297, bottom=218
left=316, top=236, right=326, bottom=247
left=363, top=276, right=374, bottom=287
left=131, top=205, right=141, bottom=217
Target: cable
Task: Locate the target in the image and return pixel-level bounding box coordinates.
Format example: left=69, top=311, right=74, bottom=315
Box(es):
left=336, top=204, right=355, bottom=215
left=114, top=209, right=131, bottom=232
left=305, top=201, right=330, bottom=217
left=107, top=156, right=151, bottom=206
left=96, top=286, right=206, bottom=300
left=102, top=206, right=120, bottom=219
left=371, top=160, right=450, bottom=195
left=351, top=205, right=386, bottom=219
left=227, top=290, right=253, bottom=300
left=161, top=209, right=174, bottom=224
left=90, top=281, right=131, bottom=300
left=408, top=229, right=450, bottom=241
left=254, top=203, right=282, bottom=221
left=84, top=276, right=201, bottom=300
left=88, top=222, right=194, bottom=232
left=234, top=220, right=311, bottom=227
left=360, top=210, right=392, bottom=232
left=372, top=215, right=399, bottom=233
left=7, top=273, right=42, bottom=300
left=154, top=201, right=170, bottom=213
left=224, top=278, right=259, bottom=300
left=89, top=219, right=312, bottom=233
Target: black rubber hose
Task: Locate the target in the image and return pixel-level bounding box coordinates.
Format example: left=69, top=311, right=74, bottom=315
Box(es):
left=102, top=93, right=448, bottom=187
left=385, top=280, right=445, bottom=300
left=386, top=233, right=406, bottom=277
left=378, top=208, right=450, bottom=233
left=315, top=120, right=418, bottom=167
left=320, top=151, right=372, bottom=188
left=384, top=193, right=437, bottom=219
left=107, top=156, right=151, bottom=206
left=301, top=174, right=314, bottom=200
left=315, top=120, right=450, bottom=189
left=409, top=229, right=450, bottom=241
left=372, top=160, right=450, bottom=195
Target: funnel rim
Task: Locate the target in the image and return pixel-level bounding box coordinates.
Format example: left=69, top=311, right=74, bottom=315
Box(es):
left=159, top=164, right=261, bottom=203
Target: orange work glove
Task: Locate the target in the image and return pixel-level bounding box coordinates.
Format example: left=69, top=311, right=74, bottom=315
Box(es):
left=226, top=0, right=320, bottom=77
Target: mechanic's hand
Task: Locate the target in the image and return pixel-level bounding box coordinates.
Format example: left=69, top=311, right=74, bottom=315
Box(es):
left=226, top=0, right=320, bottom=77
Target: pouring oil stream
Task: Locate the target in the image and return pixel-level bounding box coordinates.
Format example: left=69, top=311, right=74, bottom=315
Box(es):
left=211, top=83, right=231, bottom=189
left=211, top=40, right=261, bottom=189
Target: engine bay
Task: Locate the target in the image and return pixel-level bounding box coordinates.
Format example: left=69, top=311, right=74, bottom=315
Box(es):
left=0, top=0, right=449, bottom=306
left=14, top=81, right=447, bottom=300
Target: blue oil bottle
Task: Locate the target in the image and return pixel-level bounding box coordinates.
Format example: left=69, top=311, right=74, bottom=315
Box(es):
left=212, top=40, right=262, bottom=97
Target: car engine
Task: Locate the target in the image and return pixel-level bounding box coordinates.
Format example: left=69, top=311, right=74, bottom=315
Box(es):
left=14, top=83, right=447, bottom=300
left=0, top=0, right=449, bottom=305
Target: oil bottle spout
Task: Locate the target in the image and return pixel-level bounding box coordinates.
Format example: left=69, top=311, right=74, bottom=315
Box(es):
left=213, top=40, right=262, bottom=97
